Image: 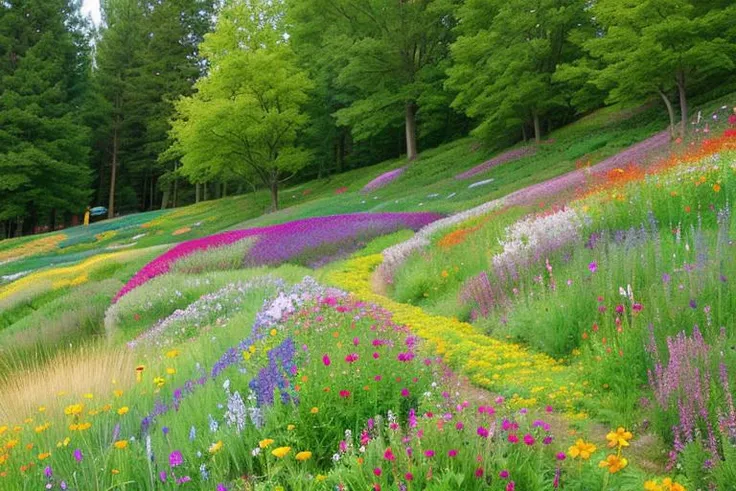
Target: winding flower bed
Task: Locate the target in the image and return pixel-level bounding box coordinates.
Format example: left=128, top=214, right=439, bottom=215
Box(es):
left=114, top=212, right=441, bottom=302
left=362, top=167, right=407, bottom=193
left=0, top=249, right=150, bottom=307
left=328, top=254, right=591, bottom=415
left=378, top=130, right=673, bottom=282
left=1, top=273, right=676, bottom=490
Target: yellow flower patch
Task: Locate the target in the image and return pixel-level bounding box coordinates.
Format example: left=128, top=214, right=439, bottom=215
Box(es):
left=327, top=255, right=590, bottom=414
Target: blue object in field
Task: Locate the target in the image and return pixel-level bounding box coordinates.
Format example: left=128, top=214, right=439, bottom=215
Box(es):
left=89, top=206, right=108, bottom=217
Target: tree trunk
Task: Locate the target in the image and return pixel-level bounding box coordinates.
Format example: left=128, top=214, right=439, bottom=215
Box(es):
left=222, top=182, right=227, bottom=198
left=172, top=161, right=178, bottom=208
left=532, top=109, right=541, bottom=144
left=195, top=183, right=200, bottom=203
left=521, top=124, right=528, bottom=143
left=108, top=123, right=119, bottom=219
left=336, top=132, right=346, bottom=173
left=657, top=89, right=677, bottom=140
left=270, top=180, right=279, bottom=211
left=149, top=176, right=155, bottom=211
left=161, top=185, right=170, bottom=210
left=203, top=182, right=209, bottom=201
left=405, top=102, right=418, bottom=161
left=677, top=71, right=688, bottom=137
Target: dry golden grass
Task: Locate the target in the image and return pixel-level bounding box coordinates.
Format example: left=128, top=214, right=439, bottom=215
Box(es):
left=0, top=342, right=136, bottom=423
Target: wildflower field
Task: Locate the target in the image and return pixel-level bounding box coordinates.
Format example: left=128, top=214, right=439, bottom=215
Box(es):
left=2, top=100, right=736, bottom=490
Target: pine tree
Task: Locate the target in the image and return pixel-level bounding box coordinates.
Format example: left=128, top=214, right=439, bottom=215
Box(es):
left=93, top=0, right=215, bottom=217
left=0, top=0, right=92, bottom=237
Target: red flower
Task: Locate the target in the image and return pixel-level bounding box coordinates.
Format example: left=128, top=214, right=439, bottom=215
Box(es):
left=383, top=448, right=396, bottom=461
left=339, top=390, right=351, bottom=398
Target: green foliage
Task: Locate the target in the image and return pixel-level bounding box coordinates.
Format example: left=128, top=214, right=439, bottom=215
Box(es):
left=573, top=0, right=736, bottom=136
left=171, top=0, right=313, bottom=210
left=0, top=0, right=92, bottom=234
left=0, top=279, right=121, bottom=377
left=448, top=0, right=591, bottom=143
left=169, top=239, right=254, bottom=275
left=289, top=0, right=461, bottom=161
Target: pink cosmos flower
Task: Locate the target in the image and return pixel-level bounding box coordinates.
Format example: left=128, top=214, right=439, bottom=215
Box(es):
left=322, top=355, right=331, bottom=366
left=383, top=448, right=396, bottom=461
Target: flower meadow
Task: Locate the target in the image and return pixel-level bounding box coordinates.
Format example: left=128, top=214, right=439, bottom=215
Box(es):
left=6, top=117, right=736, bottom=491
left=0, top=272, right=684, bottom=490
left=381, top=129, right=736, bottom=488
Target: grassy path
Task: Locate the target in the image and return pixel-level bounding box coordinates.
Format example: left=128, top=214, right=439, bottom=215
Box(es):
left=326, top=254, right=669, bottom=474
left=326, top=254, right=592, bottom=418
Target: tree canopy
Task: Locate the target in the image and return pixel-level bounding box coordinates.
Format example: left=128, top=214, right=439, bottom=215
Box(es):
left=170, top=0, right=313, bottom=211
left=2, top=0, right=736, bottom=237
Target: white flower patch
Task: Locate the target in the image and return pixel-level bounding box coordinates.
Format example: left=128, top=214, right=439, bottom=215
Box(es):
left=492, top=208, right=584, bottom=278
